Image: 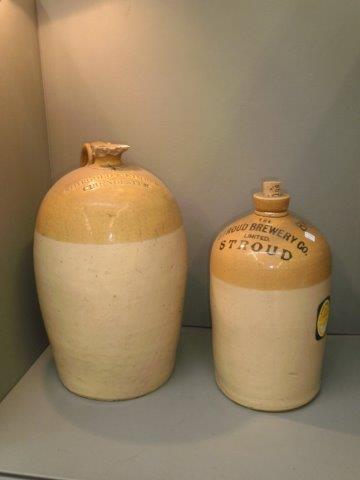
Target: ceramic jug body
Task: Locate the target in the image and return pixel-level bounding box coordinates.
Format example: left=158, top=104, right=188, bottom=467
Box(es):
left=210, top=181, right=331, bottom=411
left=34, top=142, right=187, bottom=400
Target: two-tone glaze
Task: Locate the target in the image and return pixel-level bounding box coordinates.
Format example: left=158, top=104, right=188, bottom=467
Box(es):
left=210, top=181, right=331, bottom=411
left=34, top=142, right=187, bottom=400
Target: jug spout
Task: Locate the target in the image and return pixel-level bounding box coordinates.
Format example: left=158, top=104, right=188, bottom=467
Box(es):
left=81, top=141, right=130, bottom=167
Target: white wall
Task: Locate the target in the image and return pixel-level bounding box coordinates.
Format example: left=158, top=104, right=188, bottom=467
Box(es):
left=37, top=0, right=360, bottom=332
left=0, top=0, right=50, bottom=400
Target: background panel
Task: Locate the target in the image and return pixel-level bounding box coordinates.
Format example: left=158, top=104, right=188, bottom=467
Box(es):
left=37, top=0, right=360, bottom=331
left=0, top=0, right=50, bottom=400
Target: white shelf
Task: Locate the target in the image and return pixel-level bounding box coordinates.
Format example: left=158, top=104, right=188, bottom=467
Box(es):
left=0, top=328, right=359, bottom=480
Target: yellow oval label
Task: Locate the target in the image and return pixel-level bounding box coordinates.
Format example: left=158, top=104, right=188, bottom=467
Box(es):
left=316, top=297, right=330, bottom=340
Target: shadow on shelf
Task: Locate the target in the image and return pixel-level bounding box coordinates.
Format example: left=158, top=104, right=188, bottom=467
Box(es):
left=41, top=329, right=360, bottom=446
left=42, top=328, right=253, bottom=445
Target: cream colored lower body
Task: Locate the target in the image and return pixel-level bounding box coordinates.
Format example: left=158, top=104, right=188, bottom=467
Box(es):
left=34, top=227, right=187, bottom=400
left=211, top=276, right=330, bottom=411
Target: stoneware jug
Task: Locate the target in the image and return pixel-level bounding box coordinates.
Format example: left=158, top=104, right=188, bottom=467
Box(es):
left=34, top=141, right=187, bottom=400
left=210, top=180, right=331, bottom=411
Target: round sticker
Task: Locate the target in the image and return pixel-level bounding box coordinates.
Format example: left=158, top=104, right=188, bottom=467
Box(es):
left=316, top=297, right=330, bottom=340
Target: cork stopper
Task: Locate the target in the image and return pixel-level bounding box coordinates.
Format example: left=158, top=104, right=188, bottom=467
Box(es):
left=262, top=180, right=282, bottom=197
left=81, top=141, right=130, bottom=166
left=253, top=180, right=290, bottom=216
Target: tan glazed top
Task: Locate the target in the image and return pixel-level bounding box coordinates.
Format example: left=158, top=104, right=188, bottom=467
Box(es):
left=211, top=180, right=331, bottom=290
left=36, top=141, right=183, bottom=244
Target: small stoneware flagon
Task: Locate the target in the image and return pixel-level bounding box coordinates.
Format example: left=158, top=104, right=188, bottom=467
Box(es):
left=210, top=180, right=331, bottom=411
left=34, top=141, right=187, bottom=400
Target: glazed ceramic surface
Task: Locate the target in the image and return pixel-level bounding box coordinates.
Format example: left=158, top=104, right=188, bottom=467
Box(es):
left=34, top=142, right=187, bottom=400
left=210, top=181, right=331, bottom=411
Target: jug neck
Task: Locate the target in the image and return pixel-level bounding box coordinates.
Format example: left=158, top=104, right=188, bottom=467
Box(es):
left=81, top=141, right=130, bottom=167
left=253, top=180, right=290, bottom=217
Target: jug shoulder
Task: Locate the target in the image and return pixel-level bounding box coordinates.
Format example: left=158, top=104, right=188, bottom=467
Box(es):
left=36, top=165, right=183, bottom=244
left=211, top=211, right=331, bottom=290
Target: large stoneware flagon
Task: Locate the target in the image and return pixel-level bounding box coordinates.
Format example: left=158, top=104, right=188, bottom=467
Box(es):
left=34, top=141, right=187, bottom=400
left=210, top=180, right=331, bottom=411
